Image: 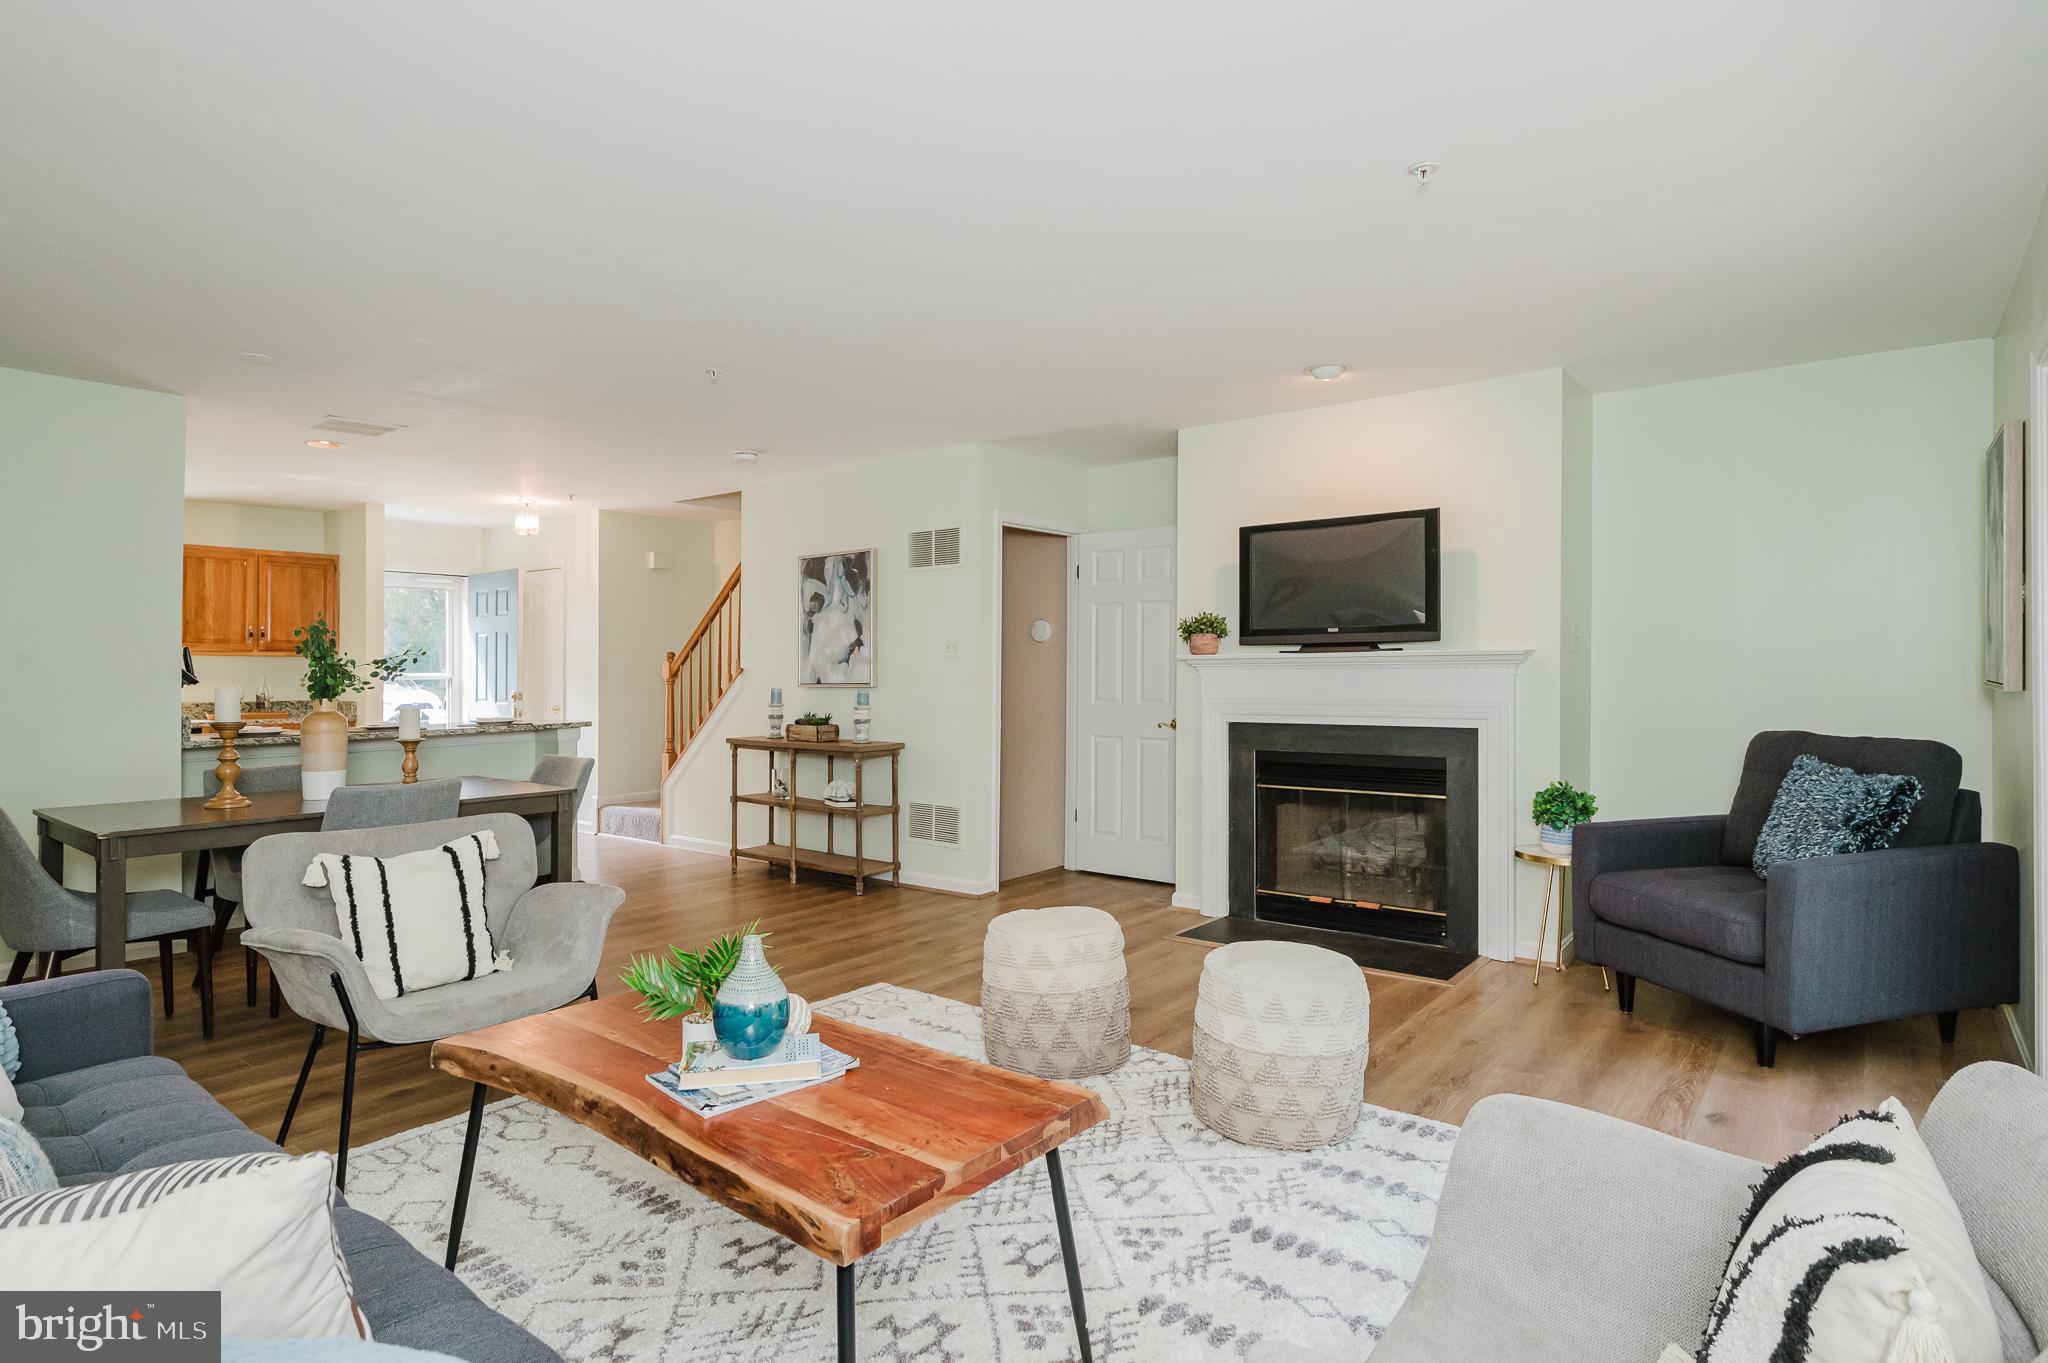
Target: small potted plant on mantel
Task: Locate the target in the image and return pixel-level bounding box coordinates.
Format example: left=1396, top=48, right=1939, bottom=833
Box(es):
left=1179, top=612, right=1229, bottom=655
left=292, top=616, right=423, bottom=805
left=1531, top=779, right=1598, bottom=856
left=788, top=710, right=839, bottom=742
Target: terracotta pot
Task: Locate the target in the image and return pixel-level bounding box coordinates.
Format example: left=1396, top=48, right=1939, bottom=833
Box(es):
left=1187, top=633, right=1221, bottom=655
left=300, top=700, right=349, bottom=805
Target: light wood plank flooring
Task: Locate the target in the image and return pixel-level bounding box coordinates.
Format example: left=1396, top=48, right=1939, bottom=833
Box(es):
left=144, top=834, right=2015, bottom=1166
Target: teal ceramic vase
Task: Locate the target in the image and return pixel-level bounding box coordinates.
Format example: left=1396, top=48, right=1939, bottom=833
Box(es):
left=713, top=935, right=790, bottom=1059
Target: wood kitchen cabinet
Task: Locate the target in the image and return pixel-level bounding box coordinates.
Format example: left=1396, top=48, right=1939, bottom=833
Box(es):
left=182, top=544, right=339, bottom=655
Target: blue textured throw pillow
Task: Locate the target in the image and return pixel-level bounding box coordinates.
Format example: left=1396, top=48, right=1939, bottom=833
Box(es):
left=0, top=1118, right=57, bottom=1200
left=1752, top=753, right=1924, bottom=878
left=0, top=998, right=18, bottom=1080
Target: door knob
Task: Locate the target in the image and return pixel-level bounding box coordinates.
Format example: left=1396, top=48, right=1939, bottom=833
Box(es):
left=1156, top=719, right=1177, bottom=730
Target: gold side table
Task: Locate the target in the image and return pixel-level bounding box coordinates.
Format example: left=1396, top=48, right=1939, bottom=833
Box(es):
left=1515, top=844, right=1607, bottom=989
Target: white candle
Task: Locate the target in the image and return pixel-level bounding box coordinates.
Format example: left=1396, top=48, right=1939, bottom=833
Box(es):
left=214, top=685, right=241, bottom=724
left=398, top=707, right=422, bottom=741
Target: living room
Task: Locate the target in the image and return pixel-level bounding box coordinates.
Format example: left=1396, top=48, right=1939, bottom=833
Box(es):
left=2, top=5, right=2046, bottom=1362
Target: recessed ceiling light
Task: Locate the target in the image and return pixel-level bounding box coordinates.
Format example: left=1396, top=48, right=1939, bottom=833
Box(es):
left=732, top=449, right=762, bottom=462
left=236, top=351, right=277, bottom=365
left=304, top=438, right=344, bottom=449
left=1303, top=364, right=1348, bottom=382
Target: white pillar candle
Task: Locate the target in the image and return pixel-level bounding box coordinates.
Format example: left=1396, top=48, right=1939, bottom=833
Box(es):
left=398, top=707, right=422, bottom=741
left=214, top=685, right=241, bottom=724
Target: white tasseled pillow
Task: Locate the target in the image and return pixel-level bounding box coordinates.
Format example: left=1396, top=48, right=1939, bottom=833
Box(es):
left=302, top=829, right=509, bottom=1000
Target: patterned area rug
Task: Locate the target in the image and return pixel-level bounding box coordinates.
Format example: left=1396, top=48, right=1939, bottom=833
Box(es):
left=346, top=984, right=1456, bottom=1362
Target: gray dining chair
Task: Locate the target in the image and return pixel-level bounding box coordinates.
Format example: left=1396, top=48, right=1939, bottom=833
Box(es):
left=0, top=808, right=218, bottom=1037
left=199, top=763, right=302, bottom=1014
left=240, top=813, right=624, bottom=1205
left=321, top=778, right=462, bottom=831
left=529, top=754, right=593, bottom=878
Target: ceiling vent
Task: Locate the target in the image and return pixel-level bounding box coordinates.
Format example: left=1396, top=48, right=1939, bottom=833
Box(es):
left=908, top=527, right=962, bottom=570
left=311, top=415, right=408, bottom=438
left=906, top=801, right=961, bottom=845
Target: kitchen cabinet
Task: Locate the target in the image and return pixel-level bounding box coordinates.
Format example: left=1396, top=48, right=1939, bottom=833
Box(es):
left=182, top=544, right=339, bottom=655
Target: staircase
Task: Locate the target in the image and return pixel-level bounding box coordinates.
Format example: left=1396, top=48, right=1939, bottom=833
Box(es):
left=665, top=563, right=743, bottom=775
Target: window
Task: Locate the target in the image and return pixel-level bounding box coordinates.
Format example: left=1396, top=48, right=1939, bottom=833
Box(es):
left=384, top=572, right=465, bottom=725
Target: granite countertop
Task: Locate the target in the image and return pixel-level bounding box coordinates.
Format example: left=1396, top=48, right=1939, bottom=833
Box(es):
left=184, top=719, right=591, bottom=749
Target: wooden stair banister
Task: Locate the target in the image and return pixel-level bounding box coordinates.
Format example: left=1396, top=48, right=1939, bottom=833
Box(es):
left=664, top=563, right=743, bottom=774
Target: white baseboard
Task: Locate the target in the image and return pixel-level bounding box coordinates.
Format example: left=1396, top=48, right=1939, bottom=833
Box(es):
left=1515, top=931, right=1574, bottom=963
left=1171, top=891, right=1206, bottom=914
left=1999, top=1002, right=2036, bottom=1071
left=663, top=835, right=996, bottom=897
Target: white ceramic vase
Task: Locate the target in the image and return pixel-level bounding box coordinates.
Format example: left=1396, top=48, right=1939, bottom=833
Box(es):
left=300, top=700, right=349, bottom=805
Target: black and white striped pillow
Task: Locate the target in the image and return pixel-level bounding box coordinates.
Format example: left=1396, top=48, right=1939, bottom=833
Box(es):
left=303, top=830, right=508, bottom=1000
left=0, top=1151, right=365, bottom=1339
left=1670, top=1100, right=1999, bottom=1363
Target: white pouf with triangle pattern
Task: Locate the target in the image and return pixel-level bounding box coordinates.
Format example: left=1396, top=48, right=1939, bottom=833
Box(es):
left=1191, top=940, right=1370, bottom=1150
left=980, top=905, right=1131, bottom=1079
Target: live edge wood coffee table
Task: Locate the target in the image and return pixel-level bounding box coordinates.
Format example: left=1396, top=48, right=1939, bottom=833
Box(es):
left=432, top=992, right=1110, bottom=1361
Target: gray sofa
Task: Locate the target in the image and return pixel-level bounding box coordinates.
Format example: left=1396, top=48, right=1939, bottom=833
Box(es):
left=1372, top=1061, right=2048, bottom=1362
left=1573, top=731, right=2021, bottom=1065
left=2, top=969, right=560, bottom=1362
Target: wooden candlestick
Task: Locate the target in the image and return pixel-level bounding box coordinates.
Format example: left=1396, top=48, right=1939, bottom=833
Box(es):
left=398, top=738, right=422, bottom=784
left=204, top=721, right=253, bottom=809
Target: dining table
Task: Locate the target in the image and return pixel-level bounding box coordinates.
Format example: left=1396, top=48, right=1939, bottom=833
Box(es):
left=33, top=776, right=579, bottom=971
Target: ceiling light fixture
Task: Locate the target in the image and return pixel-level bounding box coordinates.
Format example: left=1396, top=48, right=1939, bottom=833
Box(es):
left=1407, top=161, right=1441, bottom=187
left=732, top=449, right=761, bottom=463
left=304, top=438, right=344, bottom=450
left=1303, top=364, right=1348, bottom=382
left=513, top=503, right=541, bottom=537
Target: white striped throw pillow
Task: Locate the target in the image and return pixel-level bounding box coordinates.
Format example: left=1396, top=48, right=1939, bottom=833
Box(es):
left=0, top=1151, right=365, bottom=1339
left=303, top=830, right=507, bottom=1001
left=1675, top=1099, right=1999, bottom=1363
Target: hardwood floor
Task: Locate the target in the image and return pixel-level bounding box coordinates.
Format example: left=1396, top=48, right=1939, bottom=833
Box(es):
left=145, top=834, right=2015, bottom=1166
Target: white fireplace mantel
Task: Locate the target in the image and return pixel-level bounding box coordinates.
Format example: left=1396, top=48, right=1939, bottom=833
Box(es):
left=1184, top=650, right=1532, bottom=962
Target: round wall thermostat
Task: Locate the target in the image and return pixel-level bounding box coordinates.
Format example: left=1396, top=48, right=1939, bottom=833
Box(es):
left=1030, top=619, right=1053, bottom=643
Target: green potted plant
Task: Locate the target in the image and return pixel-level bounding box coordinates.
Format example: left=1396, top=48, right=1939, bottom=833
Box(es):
left=1531, top=779, right=1598, bottom=854
left=1178, top=611, right=1229, bottom=655
left=788, top=710, right=838, bottom=742
left=621, top=922, right=811, bottom=1055
left=292, top=616, right=424, bottom=804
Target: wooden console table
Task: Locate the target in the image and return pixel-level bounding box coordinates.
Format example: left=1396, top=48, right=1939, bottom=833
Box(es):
left=728, top=735, right=904, bottom=895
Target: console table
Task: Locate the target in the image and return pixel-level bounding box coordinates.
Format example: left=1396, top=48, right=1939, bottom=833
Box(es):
left=728, top=735, right=904, bottom=895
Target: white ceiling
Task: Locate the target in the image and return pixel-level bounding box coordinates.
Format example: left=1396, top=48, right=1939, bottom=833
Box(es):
left=4, top=2, right=2046, bottom=525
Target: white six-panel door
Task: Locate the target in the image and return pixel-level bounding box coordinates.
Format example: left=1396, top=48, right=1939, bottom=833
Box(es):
left=1069, top=527, right=1176, bottom=882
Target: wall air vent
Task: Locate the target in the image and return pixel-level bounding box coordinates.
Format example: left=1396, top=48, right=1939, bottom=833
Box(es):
left=312, top=415, right=408, bottom=438
left=907, top=526, right=962, bottom=570
left=906, top=801, right=961, bottom=844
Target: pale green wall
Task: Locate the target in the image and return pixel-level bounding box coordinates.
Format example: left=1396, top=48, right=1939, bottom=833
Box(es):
left=386, top=518, right=485, bottom=576
left=1992, top=186, right=2048, bottom=1066
left=1589, top=341, right=1995, bottom=828
left=0, top=367, right=186, bottom=909
left=1560, top=376, right=1594, bottom=788
left=1173, top=369, right=1572, bottom=949
left=596, top=510, right=728, bottom=800
left=1087, top=456, right=1178, bottom=532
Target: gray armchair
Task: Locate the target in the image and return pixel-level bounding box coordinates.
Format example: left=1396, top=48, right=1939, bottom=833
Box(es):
left=1573, top=731, right=2020, bottom=1066
left=240, top=812, right=624, bottom=1198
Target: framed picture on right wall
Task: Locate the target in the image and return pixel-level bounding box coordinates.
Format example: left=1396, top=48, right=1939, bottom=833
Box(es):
left=1985, top=417, right=2026, bottom=691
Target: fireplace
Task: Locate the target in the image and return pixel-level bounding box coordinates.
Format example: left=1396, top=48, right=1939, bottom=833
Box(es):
left=1227, top=722, right=1478, bottom=977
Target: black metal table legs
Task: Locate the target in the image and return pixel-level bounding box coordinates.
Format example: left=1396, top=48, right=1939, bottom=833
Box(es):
left=837, top=1264, right=856, bottom=1362
left=445, top=1082, right=490, bottom=1270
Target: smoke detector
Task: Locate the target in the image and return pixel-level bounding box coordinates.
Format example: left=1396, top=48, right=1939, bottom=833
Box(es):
left=1407, top=161, right=1441, bottom=187
left=1303, top=364, right=1348, bottom=382
left=732, top=449, right=761, bottom=463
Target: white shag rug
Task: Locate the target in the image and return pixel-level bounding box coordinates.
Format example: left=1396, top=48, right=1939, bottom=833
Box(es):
left=346, top=984, right=1456, bottom=1362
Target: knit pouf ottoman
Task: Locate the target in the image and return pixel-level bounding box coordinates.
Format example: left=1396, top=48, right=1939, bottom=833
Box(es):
left=1191, top=941, right=1370, bottom=1150
left=981, top=905, right=1132, bottom=1079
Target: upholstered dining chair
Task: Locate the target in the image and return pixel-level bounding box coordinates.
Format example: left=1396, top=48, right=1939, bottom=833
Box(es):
left=321, top=778, right=462, bottom=831
left=199, top=762, right=302, bottom=1015
left=529, top=754, right=593, bottom=878
left=240, top=812, right=623, bottom=1202
left=0, top=808, right=218, bottom=1037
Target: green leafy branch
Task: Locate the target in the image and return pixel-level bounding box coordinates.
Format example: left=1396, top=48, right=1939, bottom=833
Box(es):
left=619, top=921, right=771, bottom=1020
left=293, top=616, right=425, bottom=703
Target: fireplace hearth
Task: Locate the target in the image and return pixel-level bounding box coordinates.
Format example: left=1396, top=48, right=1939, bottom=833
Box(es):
left=1202, top=721, right=1478, bottom=978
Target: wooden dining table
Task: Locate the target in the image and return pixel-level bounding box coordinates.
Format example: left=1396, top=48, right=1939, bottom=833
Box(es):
left=33, top=776, right=579, bottom=971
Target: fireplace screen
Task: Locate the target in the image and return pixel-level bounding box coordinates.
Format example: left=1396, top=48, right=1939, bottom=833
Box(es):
left=1253, top=754, right=1449, bottom=943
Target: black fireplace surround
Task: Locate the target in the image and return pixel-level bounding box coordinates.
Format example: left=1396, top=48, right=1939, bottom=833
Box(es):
left=1224, top=721, right=1479, bottom=978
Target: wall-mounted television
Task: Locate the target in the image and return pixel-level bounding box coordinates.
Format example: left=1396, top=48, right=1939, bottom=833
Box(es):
left=1238, top=508, right=1441, bottom=649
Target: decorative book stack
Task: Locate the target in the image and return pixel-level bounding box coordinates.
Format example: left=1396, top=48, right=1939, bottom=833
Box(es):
left=646, top=1032, right=859, bottom=1118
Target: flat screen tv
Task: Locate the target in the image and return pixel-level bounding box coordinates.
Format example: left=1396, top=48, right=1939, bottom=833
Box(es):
left=1238, top=508, right=1441, bottom=649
